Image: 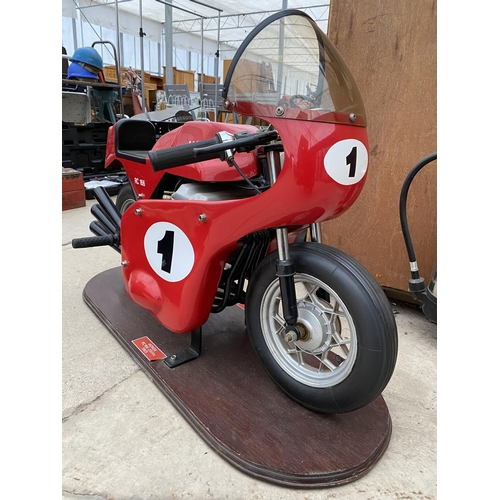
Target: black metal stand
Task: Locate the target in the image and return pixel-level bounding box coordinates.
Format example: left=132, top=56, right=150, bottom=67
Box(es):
left=164, top=327, right=202, bottom=368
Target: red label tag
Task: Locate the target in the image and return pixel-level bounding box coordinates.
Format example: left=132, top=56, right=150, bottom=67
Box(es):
left=132, top=336, right=167, bottom=361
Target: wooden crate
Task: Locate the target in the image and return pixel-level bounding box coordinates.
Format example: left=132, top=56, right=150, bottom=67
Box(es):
left=62, top=168, right=85, bottom=211
left=162, top=67, right=198, bottom=92
left=103, top=65, right=123, bottom=83
left=103, top=66, right=151, bottom=84
left=144, top=82, right=157, bottom=110
left=197, top=74, right=219, bottom=88
left=149, top=74, right=164, bottom=89
left=174, top=69, right=195, bottom=90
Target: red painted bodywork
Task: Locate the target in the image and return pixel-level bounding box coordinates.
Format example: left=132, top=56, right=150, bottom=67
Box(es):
left=116, top=114, right=369, bottom=333
left=105, top=121, right=262, bottom=199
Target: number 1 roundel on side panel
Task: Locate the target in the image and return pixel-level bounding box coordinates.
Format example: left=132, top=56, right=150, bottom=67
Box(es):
left=324, top=139, right=368, bottom=185
left=144, top=222, right=195, bottom=282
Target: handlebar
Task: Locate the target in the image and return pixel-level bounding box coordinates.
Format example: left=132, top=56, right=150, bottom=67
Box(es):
left=148, top=130, right=279, bottom=172
left=194, top=131, right=278, bottom=157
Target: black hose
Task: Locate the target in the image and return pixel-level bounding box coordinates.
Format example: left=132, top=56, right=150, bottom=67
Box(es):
left=399, top=152, right=437, bottom=279
left=231, top=159, right=262, bottom=194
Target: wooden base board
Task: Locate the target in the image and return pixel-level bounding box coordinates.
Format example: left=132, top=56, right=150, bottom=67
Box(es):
left=83, top=267, right=392, bottom=488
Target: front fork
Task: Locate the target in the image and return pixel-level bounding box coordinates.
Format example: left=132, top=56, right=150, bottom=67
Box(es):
left=265, top=145, right=323, bottom=341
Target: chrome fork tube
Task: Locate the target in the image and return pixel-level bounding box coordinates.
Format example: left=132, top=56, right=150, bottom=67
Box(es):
left=276, top=226, right=290, bottom=261
left=267, top=147, right=281, bottom=185
left=310, top=222, right=322, bottom=243
left=266, top=146, right=299, bottom=339
left=266, top=145, right=288, bottom=261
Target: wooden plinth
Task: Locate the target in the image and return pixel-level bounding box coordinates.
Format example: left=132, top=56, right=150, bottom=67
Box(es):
left=83, top=267, right=392, bottom=488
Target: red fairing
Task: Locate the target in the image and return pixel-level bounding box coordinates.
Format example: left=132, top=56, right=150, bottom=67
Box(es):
left=104, top=124, right=117, bottom=168
left=120, top=119, right=369, bottom=333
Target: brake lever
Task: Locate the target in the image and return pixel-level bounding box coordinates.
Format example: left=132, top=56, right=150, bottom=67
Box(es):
left=232, top=131, right=259, bottom=153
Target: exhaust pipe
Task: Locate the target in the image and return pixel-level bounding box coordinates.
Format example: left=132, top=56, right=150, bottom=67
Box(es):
left=72, top=186, right=121, bottom=253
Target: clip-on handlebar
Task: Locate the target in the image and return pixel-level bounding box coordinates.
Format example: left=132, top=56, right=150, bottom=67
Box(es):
left=148, top=130, right=279, bottom=172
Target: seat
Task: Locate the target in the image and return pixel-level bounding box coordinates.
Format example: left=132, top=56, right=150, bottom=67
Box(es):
left=114, top=119, right=157, bottom=163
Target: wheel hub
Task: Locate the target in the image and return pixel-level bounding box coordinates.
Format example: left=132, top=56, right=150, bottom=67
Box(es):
left=294, top=302, right=331, bottom=354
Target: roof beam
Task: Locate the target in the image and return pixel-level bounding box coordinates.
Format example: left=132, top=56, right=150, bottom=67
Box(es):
left=172, top=4, right=329, bottom=36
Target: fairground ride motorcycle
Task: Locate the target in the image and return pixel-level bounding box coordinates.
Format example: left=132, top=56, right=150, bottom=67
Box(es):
left=72, top=10, right=398, bottom=414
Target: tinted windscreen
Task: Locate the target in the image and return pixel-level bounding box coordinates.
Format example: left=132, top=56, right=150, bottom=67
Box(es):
left=225, top=13, right=366, bottom=124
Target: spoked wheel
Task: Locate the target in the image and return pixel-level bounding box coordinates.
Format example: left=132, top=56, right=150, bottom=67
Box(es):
left=245, top=242, right=398, bottom=414
left=260, top=273, right=357, bottom=388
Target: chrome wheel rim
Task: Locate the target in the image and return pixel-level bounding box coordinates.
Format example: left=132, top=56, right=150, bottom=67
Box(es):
left=260, top=273, right=357, bottom=388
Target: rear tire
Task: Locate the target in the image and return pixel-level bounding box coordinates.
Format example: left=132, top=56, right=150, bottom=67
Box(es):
left=245, top=242, right=398, bottom=414
left=116, top=183, right=136, bottom=215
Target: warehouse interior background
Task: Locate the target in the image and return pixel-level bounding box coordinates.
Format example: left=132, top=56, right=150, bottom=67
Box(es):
left=2, top=1, right=499, bottom=498
left=62, top=0, right=332, bottom=88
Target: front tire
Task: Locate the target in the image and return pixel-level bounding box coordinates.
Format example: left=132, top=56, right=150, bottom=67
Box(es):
left=245, top=242, right=398, bottom=414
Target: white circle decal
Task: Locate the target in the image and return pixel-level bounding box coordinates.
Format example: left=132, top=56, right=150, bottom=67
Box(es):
left=144, top=222, right=195, bottom=282
left=324, top=139, right=368, bottom=185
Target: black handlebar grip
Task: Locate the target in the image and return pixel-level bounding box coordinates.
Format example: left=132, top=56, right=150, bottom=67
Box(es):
left=148, top=137, right=221, bottom=172
left=72, top=234, right=115, bottom=248
left=193, top=130, right=279, bottom=157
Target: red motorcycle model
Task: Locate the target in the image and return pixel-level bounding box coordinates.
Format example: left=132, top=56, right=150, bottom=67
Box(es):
left=72, top=10, right=398, bottom=414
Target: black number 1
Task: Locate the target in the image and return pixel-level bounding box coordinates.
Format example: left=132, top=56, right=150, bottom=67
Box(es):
left=346, top=146, right=357, bottom=177
left=157, top=230, right=175, bottom=273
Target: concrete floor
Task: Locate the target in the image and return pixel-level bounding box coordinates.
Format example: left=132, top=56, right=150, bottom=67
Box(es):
left=62, top=198, right=437, bottom=500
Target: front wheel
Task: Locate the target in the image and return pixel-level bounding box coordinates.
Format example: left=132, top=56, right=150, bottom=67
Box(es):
left=245, top=242, right=398, bottom=414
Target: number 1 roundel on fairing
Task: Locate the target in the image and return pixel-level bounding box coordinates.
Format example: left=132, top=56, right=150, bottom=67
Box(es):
left=324, top=139, right=368, bottom=185
left=144, top=222, right=195, bottom=283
